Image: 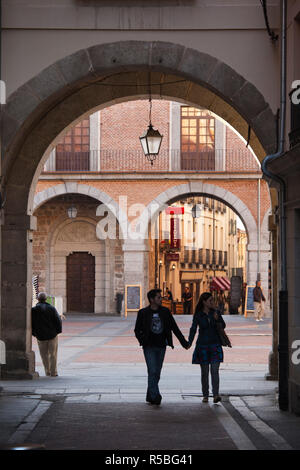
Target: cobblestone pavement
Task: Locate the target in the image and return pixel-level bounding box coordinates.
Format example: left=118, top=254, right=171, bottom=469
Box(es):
left=1, top=314, right=299, bottom=450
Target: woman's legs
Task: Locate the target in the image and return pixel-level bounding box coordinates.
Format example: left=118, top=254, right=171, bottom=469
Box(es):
left=200, top=364, right=210, bottom=397
left=210, top=362, right=220, bottom=397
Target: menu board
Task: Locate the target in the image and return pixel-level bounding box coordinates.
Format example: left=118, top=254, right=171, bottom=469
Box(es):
left=125, top=285, right=142, bottom=317
left=244, top=286, right=255, bottom=317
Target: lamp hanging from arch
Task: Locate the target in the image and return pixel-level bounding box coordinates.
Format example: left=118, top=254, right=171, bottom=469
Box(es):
left=139, top=72, right=163, bottom=165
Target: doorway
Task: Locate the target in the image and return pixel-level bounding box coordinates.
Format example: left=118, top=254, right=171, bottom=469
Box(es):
left=67, top=252, right=95, bottom=312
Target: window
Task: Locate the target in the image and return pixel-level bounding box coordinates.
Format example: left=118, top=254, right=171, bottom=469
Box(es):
left=56, top=119, right=90, bottom=171
left=181, top=107, right=215, bottom=170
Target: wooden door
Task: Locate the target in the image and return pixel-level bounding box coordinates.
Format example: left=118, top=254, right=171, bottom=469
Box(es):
left=67, top=252, right=95, bottom=312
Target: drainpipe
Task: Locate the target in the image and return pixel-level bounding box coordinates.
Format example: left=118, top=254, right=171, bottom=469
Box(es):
left=261, top=0, right=288, bottom=411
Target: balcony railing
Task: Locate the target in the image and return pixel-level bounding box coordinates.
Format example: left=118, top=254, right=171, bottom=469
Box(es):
left=43, top=148, right=261, bottom=173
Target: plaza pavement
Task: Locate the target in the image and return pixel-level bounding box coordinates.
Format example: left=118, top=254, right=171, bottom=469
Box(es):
left=0, top=314, right=299, bottom=451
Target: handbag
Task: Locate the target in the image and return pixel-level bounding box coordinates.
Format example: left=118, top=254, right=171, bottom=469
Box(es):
left=216, top=322, right=232, bottom=348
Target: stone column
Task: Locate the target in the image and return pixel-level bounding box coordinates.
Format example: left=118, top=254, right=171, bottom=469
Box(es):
left=247, top=242, right=271, bottom=314
left=89, top=111, right=100, bottom=171
left=169, top=102, right=181, bottom=171
left=1, top=214, right=38, bottom=379
left=215, top=119, right=226, bottom=171
left=44, top=149, right=56, bottom=172
left=122, top=239, right=149, bottom=311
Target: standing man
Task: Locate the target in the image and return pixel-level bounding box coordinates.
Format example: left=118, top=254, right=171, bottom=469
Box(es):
left=182, top=286, right=192, bottom=315
left=32, top=292, right=62, bottom=376
left=253, top=281, right=266, bottom=322
left=166, top=287, right=173, bottom=301
left=134, top=288, right=189, bottom=405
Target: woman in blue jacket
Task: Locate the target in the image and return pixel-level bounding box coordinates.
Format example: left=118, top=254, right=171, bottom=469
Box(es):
left=188, top=292, right=226, bottom=403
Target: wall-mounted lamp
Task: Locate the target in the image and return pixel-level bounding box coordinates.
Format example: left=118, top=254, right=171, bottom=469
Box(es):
left=67, top=205, right=77, bottom=219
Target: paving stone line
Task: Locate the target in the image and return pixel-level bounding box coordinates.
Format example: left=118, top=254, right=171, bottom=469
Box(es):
left=229, top=396, right=293, bottom=450
left=209, top=402, right=256, bottom=450
left=7, top=400, right=52, bottom=445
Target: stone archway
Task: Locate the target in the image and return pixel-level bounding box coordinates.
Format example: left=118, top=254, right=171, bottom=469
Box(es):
left=1, top=40, right=277, bottom=378
left=32, top=182, right=129, bottom=240
left=131, top=182, right=270, bottom=309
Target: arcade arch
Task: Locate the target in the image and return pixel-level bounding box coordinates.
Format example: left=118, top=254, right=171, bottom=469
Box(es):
left=1, top=40, right=276, bottom=378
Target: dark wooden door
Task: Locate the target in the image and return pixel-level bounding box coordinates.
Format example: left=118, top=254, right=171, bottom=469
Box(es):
left=67, top=252, right=95, bottom=312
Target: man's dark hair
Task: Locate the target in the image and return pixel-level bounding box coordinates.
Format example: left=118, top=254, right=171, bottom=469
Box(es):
left=147, top=288, right=162, bottom=303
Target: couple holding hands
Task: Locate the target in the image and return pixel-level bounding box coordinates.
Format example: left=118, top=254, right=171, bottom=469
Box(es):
left=134, top=288, right=227, bottom=406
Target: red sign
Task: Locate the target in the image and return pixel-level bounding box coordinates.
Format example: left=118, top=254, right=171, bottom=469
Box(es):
left=165, top=206, right=184, bottom=215
left=170, top=217, right=181, bottom=250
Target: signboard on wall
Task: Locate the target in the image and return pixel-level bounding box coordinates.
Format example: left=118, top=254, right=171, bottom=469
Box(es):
left=244, top=285, right=255, bottom=317
left=170, top=217, right=181, bottom=250
left=125, top=284, right=142, bottom=317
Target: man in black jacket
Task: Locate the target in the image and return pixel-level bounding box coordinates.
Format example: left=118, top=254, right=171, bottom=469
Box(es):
left=134, top=288, right=189, bottom=405
left=32, top=292, right=62, bottom=377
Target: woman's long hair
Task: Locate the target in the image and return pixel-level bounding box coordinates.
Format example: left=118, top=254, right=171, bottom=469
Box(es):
left=195, top=292, right=212, bottom=314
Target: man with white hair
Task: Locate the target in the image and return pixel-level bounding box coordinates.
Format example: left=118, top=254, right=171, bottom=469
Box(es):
left=32, top=292, right=62, bottom=377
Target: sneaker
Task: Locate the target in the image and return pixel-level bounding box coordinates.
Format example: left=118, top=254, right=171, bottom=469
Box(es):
left=259, top=318, right=264, bottom=321
left=213, top=396, right=222, bottom=403
left=202, top=397, right=209, bottom=403
left=256, top=319, right=260, bottom=322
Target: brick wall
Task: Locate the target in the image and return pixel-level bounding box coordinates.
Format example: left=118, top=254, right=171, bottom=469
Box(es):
left=100, top=100, right=170, bottom=171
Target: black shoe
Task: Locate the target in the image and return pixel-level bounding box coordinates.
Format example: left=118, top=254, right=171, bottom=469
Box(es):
left=152, top=394, right=162, bottom=405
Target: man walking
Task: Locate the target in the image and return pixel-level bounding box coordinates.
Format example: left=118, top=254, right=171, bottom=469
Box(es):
left=182, top=286, right=192, bottom=315
left=253, top=281, right=266, bottom=322
left=32, top=292, right=62, bottom=376
left=134, top=288, right=189, bottom=405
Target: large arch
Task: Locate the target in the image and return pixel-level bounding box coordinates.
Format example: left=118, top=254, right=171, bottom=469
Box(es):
left=32, top=182, right=129, bottom=240
left=1, top=40, right=277, bottom=378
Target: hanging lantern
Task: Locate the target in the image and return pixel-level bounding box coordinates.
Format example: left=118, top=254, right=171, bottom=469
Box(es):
left=139, top=72, right=163, bottom=165
left=139, top=123, right=163, bottom=165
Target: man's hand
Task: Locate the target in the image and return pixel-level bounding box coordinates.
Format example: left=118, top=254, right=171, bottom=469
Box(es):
left=60, top=314, right=66, bottom=320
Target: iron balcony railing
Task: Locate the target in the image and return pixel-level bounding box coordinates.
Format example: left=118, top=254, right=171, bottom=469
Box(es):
left=43, top=149, right=261, bottom=173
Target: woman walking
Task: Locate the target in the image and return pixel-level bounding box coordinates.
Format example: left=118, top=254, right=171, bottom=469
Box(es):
left=188, top=292, right=226, bottom=403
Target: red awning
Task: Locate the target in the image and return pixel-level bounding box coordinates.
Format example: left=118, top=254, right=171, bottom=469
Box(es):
left=220, top=277, right=231, bottom=290
left=210, top=277, right=225, bottom=291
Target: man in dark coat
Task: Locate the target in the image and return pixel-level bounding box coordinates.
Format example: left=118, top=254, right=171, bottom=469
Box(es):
left=32, top=292, right=62, bottom=376
left=134, top=288, right=189, bottom=405
left=253, top=281, right=266, bottom=322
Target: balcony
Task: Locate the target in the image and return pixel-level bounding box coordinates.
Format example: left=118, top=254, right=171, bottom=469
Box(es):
left=42, top=148, right=261, bottom=174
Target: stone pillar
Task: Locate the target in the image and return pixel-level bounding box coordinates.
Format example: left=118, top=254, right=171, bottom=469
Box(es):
left=215, top=119, right=226, bottom=171
left=89, top=111, right=100, bottom=171
left=44, top=149, right=56, bottom=172
left=247, top=242, right=271, bottom=315
left=122, top=239, right=149, bottom=311
left=169, top=102, right=181, bottom=171
left=1, top=214, right=38, bottom=379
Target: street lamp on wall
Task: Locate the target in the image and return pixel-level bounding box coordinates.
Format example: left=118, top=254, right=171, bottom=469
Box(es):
left=191, top=203, right=203, bottom=218
left=67, top=205, right=77, bottom=219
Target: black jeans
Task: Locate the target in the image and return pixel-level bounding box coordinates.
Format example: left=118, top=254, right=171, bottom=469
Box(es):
left=200, top=362, right=220, bottom=397
left=143, top=346, right=166, bottom=401
left=183, top=301, right=191, bottom=315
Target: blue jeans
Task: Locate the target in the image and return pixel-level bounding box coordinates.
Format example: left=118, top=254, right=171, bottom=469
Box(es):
left=143, top=346, right=166, bottom=401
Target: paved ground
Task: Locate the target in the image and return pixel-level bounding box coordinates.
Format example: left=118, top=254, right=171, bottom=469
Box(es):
left=1, top=314, right=299, bottom=451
